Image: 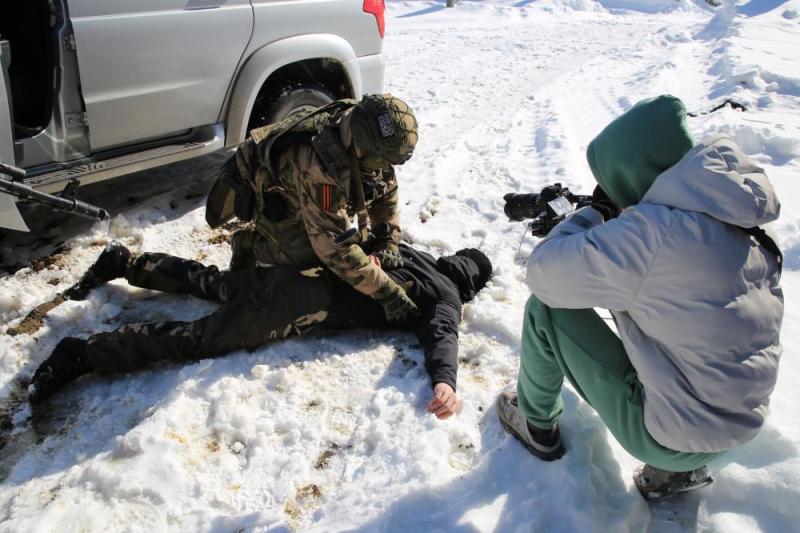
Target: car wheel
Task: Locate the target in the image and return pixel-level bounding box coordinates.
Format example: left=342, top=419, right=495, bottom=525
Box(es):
left=250, top=84, right=336, bottom=130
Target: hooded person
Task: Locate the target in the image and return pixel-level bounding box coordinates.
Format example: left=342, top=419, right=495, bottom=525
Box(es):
left=29, top=242, right=493, bottom=420
left=496, top=95, right=783, bottom=500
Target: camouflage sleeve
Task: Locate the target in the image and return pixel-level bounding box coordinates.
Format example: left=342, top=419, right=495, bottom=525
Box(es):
left=288, top=146, right=399, bottom=300
left=367, top=166, right=401, bottom=245
left=234, top=137, right=258, bottom=182
left=206, top=138, right=259, bottom=227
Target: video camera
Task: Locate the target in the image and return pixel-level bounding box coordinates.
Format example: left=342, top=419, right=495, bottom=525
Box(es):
left=504, top=183, right=592, bottom=238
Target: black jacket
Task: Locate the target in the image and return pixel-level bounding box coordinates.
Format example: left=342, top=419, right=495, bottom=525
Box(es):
left=327, top=245, right=485, bottom=391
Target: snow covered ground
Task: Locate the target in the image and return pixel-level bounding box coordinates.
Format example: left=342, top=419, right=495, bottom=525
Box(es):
left=1, top=0, right=799, bottom=530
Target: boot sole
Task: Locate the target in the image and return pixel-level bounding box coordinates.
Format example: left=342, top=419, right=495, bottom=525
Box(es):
left=637, top=476, right=714, bottom=501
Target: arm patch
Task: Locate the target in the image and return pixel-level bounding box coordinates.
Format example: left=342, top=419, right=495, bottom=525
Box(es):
left=317, top=184, right=338, bottom=212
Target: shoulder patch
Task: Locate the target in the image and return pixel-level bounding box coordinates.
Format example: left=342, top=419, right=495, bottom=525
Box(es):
left=317, top=183, right=339, bottom=212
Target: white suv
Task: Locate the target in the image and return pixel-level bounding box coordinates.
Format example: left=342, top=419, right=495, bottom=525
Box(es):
left=0, top=0, right=386, bottom=231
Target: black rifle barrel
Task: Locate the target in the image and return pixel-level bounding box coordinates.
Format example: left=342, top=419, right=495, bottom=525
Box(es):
left=0, top=164, right=109, bottom=222
left=0, top=162, right=25, bottom=180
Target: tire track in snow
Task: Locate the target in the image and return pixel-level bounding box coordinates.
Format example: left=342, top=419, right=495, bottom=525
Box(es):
left=385, top=11, right=692, bottom=260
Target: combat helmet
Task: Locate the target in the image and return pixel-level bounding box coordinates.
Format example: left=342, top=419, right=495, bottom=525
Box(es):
left=349, top=94, right=418, bottom=168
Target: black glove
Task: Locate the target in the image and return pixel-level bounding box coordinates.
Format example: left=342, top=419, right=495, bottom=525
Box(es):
left=363, top=222, right=403, bottom=269
left=380, top=284, right=419, bottom=323
left=590, top=185, right=621, bottom=222
left=374, top=244, right=404, bottom=270
left=539, top=184, right=563, bottom=203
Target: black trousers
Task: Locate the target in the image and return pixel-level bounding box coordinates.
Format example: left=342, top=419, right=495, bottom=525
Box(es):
left=85, top=253, right=334, bottom=375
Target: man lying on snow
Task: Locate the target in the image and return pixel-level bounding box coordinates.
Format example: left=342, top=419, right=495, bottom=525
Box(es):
left=496, top=95, right=784, bottom=500
left=28, top=241, right=493, bottom=419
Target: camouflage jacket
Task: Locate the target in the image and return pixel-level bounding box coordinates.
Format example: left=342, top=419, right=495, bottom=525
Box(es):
left=235, top=106, right=402, bottom=300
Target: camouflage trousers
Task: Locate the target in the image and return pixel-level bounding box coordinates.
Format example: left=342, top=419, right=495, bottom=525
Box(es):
left=85, top=252, right=332, bottom=375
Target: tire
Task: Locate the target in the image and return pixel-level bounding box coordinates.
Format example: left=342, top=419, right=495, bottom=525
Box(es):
left=249, top=84, right=336, bottom=130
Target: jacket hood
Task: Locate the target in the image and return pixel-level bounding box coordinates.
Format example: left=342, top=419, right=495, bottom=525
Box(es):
left=643, top=134, right=780, bottom=227
left=587, top=95, right=694, bottom=208
left=436, top=249, right=492, bottom=303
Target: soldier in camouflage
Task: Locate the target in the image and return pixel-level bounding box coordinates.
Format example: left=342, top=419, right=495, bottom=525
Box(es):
left=206, top=94, right=419, bottom=324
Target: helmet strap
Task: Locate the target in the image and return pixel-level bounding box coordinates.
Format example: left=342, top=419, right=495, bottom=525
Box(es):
left=338, top=109, right=355, bottom=149
left=346, top=146, right=370, bottom=240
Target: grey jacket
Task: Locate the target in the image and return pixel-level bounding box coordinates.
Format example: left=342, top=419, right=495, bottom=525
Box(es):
left=527, top=135, right=783, bottom=453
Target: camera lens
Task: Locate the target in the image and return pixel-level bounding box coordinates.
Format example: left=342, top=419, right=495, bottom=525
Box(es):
left=504, top=193, right=541, bottom=221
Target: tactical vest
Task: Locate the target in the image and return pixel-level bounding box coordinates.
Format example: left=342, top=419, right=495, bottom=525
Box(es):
left=247, top=101, right=363, bottom=258
left=208, top=99, right=381, bottom=268
left=249, top=99, right=356, bottom=216
left=206, top=100, right=357, bottom=229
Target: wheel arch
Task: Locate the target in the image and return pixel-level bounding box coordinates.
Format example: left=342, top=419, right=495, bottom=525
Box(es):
left=223, top=34, right=362, bottom=147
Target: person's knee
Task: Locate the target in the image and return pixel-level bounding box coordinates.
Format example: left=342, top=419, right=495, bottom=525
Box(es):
left=524, top=293, right=554, bottom=331
left=230, top=228, right=254, bottom=253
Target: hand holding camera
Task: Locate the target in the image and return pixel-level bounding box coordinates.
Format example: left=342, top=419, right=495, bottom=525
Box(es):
left=503, top=183, right=619, bottom=237
left=589, top=185, right=621, bottom=222
left=503, top=183, right=593, bottom=237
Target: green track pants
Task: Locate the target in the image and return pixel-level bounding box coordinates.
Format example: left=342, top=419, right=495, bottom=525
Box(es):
left=516, top=295, right=720, bottom=472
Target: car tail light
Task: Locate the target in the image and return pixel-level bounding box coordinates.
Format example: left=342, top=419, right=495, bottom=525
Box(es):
left=363, top=0, right=385, bottom=38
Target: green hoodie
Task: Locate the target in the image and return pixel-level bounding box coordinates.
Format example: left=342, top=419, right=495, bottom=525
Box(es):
left=586, top=95, right=694, bottom=209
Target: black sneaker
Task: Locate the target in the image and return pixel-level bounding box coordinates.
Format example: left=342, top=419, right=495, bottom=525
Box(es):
left=634, top=464, right=714, bottom=500
left=62, top=242, right=131, bottom=300
left=496, top=392, right=565, bottom=461
left=28, top=337, right=92, bottom=404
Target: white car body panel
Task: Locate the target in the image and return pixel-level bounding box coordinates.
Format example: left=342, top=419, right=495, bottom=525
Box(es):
left=0, top=45, right=29, bottom=232
left=70, top=0, right=253, bottom=150
left=356, top=53, right=385, bottom=95
left=249, top=0, right=382, bottom=57
left=0, top=193, right=28, bottom=233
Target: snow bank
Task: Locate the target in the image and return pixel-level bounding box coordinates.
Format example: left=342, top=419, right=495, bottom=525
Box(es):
left=597, top=0, right=706, bottom=14
left=697, top=0, right=800, bottom=108
left=387, top=0, right=706, bottom=15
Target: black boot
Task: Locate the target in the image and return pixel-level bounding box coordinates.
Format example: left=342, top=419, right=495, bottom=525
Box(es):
left=29, top=337, right=92, bottom=404
left=62, top=242, right=131, bottom=300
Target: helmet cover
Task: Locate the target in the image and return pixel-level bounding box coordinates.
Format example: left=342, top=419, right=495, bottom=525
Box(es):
left=350, top=94, right=418, bottom=167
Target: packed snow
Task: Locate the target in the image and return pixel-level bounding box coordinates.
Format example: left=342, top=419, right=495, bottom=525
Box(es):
left=1, top=0, right=799, bottom=531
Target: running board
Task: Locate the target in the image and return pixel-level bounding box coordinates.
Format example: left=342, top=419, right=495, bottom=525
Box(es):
left=23, top=124, right=225, bottom=194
